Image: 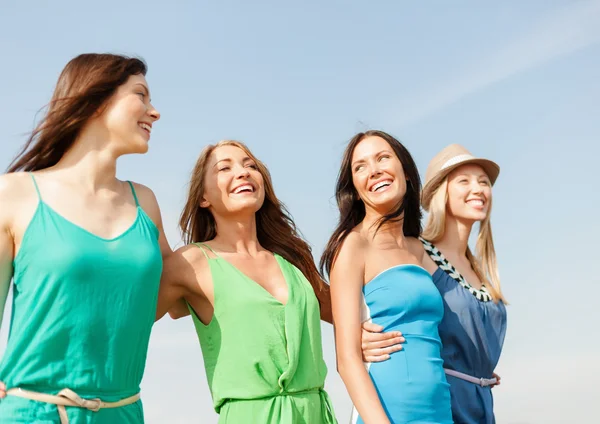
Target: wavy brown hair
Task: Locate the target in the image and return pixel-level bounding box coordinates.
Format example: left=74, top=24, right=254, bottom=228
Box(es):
left=8, top=53, right=147, bottom=172
left=320, top=130, right=422, bottom=278
left=179, top=140, right=325, bottom=294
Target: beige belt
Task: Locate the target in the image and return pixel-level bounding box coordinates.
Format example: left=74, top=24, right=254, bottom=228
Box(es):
left=7, top=387, right=140, bottom=424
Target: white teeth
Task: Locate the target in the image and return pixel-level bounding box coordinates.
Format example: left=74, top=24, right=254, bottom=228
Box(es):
left=468, top=199, right=484, bottom=206
left=233, top=185, right=253, bottom=194
left=139, top=123, right=151, bottom=133
left=371, top=181, right=392, bottom=192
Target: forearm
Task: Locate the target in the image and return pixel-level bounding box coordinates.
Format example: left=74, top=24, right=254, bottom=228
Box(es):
left=337, top=354, right=391, bottom=424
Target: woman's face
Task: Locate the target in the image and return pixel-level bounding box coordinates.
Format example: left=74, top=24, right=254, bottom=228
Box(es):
left=100, top=74, right=160, bottom=155
left=200, top=145, right=266, bottom=217
left=351, top=135, right=407, bottom=214
left=446, top=164, right=492, bottom=223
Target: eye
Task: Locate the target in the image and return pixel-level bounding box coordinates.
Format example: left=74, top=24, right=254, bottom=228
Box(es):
left=378, top=154, right=390, bottom=161
left=354, top=164, right=364, bottom=172
left=137, top=92, right=146, bottom=98
left=480, top=180, right=490, bottom=186
left=246, top=163, right=258, bottom=170
left=458, top=178, right=468, bottom=184
left=218, top=166, right=231, bottom=172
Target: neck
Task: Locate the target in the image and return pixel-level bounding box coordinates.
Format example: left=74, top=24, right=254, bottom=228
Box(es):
left=52, top=127, right=119, bottom=191
left=363, top=208, right=407, bottom=244
left=435, top=215, right=474, bottom=257
left=212, top=213, right=261, bottom=255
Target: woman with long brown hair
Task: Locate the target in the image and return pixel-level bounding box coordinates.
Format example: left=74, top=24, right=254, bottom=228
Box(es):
left=156, top=140, right=336, bottom=423
left=361, top=144, right=508, bottom=424
left=321, top=130, right=452, bottom=423
left=0, top=53, right=170, bottom=423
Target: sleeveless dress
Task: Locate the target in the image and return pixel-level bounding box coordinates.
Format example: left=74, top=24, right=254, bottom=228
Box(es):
left=0, top=175, right=162, bottom=423
left=422, top=239, right=507, bottom=424
left=186, top=243, right=337, bottom=424
left=351, top=265, right=453, bottom=424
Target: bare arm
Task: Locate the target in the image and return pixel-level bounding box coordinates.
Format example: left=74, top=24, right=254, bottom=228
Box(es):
left=0, top=177, right=15, bottom=331
left=155, top=248, right=193, bottom=320
left=131, top=183, right=189, bottom=320
left=0, top=176, right=16, bottom=398
left=331, top=234, right=390, bottom=424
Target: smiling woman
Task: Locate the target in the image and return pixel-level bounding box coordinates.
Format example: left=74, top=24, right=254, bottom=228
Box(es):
left=0, top=53, right=171, bottom=424
left=155, top=140, right=337, bottom=423
left=321, top=130, right=453, bottom=424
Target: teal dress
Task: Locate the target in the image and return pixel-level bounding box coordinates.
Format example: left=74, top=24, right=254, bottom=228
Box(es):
left=0, top=175, right=162, bottom=423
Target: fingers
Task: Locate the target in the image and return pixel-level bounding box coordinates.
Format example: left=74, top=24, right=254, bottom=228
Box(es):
left=0, top=381, right=6, bottom=398
left=491, top=372, right=501, bottom=388
left=363, top=344, right=403, bottom=363
left=362, top=329, right=403, bottom=343
left=362, top=321, right=384, bottom=333
left=363, top=336, right=405, bottom=350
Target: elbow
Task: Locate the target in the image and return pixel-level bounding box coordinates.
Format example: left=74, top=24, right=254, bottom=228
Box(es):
left=336, top=350, right=363, bottom=378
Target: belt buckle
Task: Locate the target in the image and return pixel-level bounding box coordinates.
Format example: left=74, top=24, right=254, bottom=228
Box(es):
left=479, top=377, right=486, bottom=387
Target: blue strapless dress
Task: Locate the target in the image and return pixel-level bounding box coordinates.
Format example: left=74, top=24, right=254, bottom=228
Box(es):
left=351, top=265, right=453, bottom=424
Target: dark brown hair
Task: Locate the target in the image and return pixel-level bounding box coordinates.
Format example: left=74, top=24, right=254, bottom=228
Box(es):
left=320, top=130, right=423, bottom=278
left=7, top=53, right=147, bottom=172
left=180, top=140, right=325, bottom=294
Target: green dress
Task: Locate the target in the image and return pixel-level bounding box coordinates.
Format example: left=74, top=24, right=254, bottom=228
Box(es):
left=187, top=243, right=337, bottom=423
left=0, top=175, right=162, bottom=423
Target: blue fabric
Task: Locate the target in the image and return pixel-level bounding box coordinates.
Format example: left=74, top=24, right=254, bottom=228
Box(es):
left=432, top=268, right=507, bottom=424
left=353, top=265, right=452, bottom=424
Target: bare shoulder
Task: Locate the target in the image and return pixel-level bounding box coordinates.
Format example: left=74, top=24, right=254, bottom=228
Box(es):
left=164, top=244, right=210, bottom=290
left=333, top=230, right=367, bottom=273
left=0, top=173, right=38, bottom=223
left=0, top=172, right=36, bottom=200
left=128, top=181, right=161, bottom=221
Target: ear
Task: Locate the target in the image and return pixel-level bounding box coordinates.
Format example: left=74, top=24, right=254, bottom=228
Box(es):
left=199, top=197, right=210, bottom=208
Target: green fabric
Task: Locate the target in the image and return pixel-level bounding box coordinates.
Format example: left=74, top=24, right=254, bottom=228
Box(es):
left=188, top=243, right=337, bottom=424
left=0, top=176, right=162, bottom=423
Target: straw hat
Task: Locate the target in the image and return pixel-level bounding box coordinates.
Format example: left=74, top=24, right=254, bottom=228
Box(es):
left=422, top=144, right=500, bottom=211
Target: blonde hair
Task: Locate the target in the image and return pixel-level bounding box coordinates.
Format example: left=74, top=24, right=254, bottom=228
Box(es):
left=422, top=179, right=507, bottom=303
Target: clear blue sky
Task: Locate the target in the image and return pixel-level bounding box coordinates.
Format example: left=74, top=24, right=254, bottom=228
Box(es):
left=1, top=1, right=599, bottom=423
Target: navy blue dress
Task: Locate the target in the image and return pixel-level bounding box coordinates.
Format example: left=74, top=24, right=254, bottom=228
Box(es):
left=423, top=240, right=507, bottom=424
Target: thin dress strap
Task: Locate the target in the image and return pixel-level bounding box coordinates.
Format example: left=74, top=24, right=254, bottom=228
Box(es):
left=126, top=181, right=140, bottom=207
left=193, top=242, right=219, bottom=260
left=29, top=173, right=42, bottom=201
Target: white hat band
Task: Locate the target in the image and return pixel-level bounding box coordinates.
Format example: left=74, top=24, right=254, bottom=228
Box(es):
left=440, top=154, right=475, bottom=170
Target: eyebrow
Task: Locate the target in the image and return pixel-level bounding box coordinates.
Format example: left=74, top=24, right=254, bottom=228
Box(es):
left=213, top=156, right=254, bottom=167
left=351, top=149, right=393, bottom=167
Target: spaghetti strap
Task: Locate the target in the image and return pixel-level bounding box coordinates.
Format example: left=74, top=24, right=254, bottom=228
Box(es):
left=29, top=173, right=42, bottom=201
left=193, top=242, right=219, bottom=260
left=127, top=181, right=140, bottom=207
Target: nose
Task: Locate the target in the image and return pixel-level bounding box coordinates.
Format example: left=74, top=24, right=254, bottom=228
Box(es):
left=470, top=180, right=483, bottom=194
left=234, top=164, right=250, bottom=179
left=147, top=102, right=160, bottom=122
left=369, top=162, right=382, bottom=179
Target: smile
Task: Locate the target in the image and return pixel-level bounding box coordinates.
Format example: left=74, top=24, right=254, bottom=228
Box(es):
left=231, top=184, right=255, bottom=194
left=466, top=199, right=485, bottom=208
left=369, top=179, right=393, bottom=192
left=138, top=122, right=152, bottom=134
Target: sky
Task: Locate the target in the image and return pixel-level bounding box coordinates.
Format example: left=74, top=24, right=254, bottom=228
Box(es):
left=1, top=1, right=599, bottom=423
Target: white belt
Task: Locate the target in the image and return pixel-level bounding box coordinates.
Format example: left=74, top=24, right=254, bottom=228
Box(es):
left=444, top=368, right=497, bottom=387
left=7, top=387, right=140, bottom=424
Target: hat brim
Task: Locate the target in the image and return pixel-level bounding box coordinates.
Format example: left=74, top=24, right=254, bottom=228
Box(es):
left=421, top=158, right=500, bottom=211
